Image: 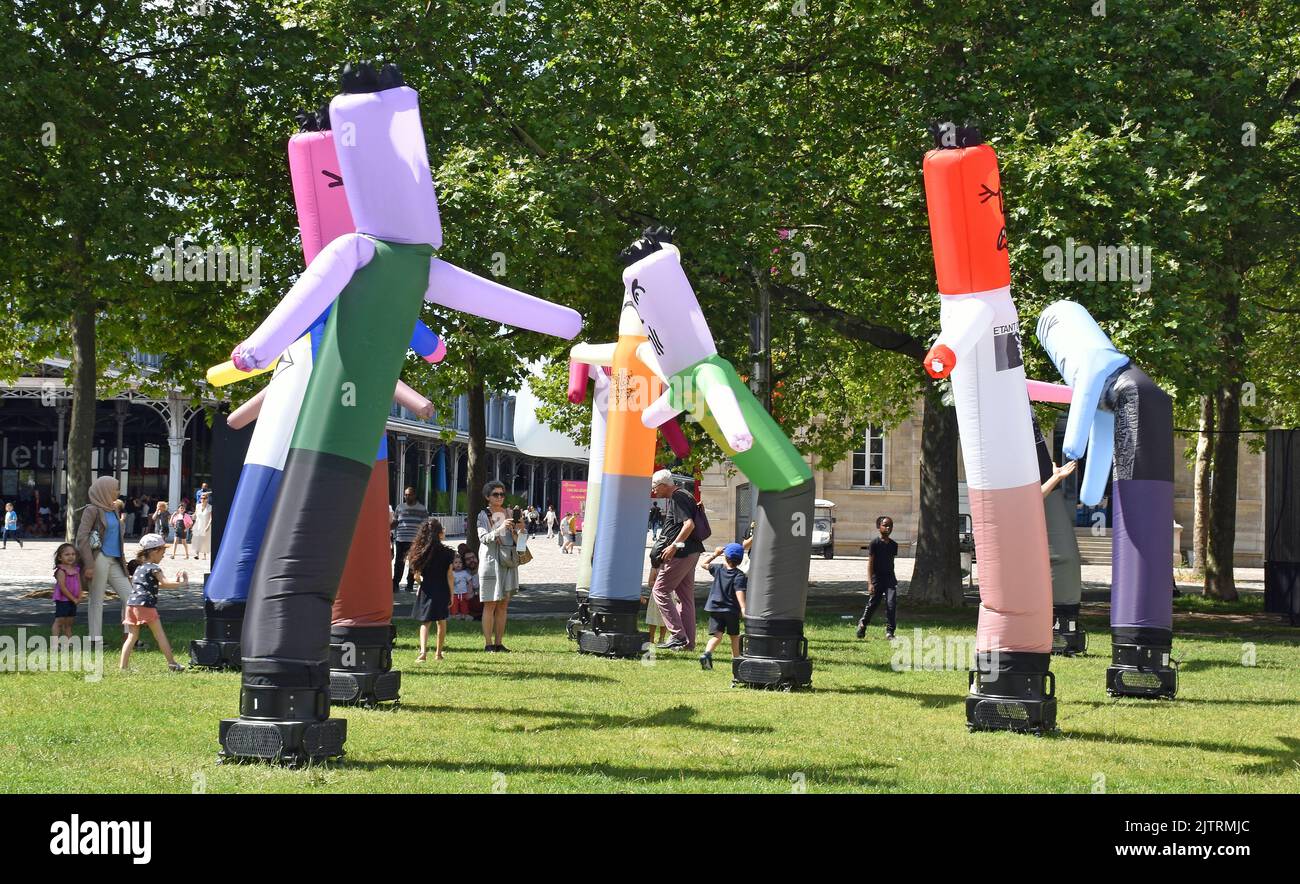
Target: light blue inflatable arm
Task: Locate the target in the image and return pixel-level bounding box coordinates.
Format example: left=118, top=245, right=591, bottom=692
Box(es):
left=1079, top=408, right=1114, bottom=506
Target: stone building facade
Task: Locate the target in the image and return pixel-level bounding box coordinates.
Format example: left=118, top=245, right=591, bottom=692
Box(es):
left=698, top=403, right=1265, bottom=566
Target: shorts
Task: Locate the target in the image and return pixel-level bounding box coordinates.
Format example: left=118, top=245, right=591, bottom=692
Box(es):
left=54, top=600, right=78, bottom=618
left=123, top=606, right=160, bottom=626
left=707, top=611, right=740, bottom=636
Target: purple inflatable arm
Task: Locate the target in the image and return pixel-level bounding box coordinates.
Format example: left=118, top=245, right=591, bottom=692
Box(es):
left=426, top=258, right=582, bottom=340
left=231, top=234, right=376, bottom=370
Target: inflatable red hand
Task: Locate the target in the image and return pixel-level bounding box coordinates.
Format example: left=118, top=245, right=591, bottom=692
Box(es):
left=924, top=344, right=956, bottom=379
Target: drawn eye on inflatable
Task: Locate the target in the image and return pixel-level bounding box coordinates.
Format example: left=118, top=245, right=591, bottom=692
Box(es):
left=646, top=326, right=665, bottom=357
left=322, top=169, right=343, bottom=188
left=978, top=184, right=1008, bottom=251
left=978, top=183, right=1003, bottom=214
left=630, top=280, right=644, bottom=306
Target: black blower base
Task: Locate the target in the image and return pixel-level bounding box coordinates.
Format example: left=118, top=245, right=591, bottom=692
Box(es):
left=218, top=717, right=346, bottom=767
left=731, top=620, right=812, bottom=691
left=1051, top=606, right=1088, bottom=657
left=189, top=639, right=242, bottom=670
left=575, top=598, right=647, bottom=659
left=329, top=669, right=402, bottom=707
left=1106, top=639, right=1178, bottom=699
left=966, top=654, right=1057, bottom=735
left=566, top=592, right=591, bottom=641
left=328, top=625, right=401, bottom=707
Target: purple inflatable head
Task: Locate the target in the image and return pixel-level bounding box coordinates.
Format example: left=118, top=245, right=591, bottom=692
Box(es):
left=329, top=62, right=443, bottom=248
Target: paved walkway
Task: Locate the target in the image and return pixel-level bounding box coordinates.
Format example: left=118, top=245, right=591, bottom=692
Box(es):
left=0, top=533, right=1265, bottom=628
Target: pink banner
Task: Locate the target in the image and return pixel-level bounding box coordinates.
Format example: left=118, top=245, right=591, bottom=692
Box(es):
left=559, top=480, right=588, bottom=532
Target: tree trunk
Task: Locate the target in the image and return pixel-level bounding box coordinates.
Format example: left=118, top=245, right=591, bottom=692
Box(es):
left=1192, top=393, right=1213, bottom=578
left=1205, top=381, right=1241, bottom=600
left=907, top=381, right=964, bottom=605
left=66, top=297, right=97, bottom=541
left=465, top=354, right=488, bottom=558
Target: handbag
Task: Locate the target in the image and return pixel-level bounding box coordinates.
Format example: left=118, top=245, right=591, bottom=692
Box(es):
left=518, top=547, right=533, bottom=566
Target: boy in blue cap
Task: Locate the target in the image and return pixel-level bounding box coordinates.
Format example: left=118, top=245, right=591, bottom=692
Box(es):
left=697, top=542, right=747, bottom=670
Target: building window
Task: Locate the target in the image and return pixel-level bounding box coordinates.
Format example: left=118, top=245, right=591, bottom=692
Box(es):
left=851, top=426, right=886, bottom=489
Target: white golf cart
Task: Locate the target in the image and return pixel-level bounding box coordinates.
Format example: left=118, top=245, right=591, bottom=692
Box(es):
left=811, top=499, right=837, bottom=559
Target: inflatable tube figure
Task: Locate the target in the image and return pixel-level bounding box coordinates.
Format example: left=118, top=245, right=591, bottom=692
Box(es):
left=920, top=128, right=1056, bottom=732
left=1036, top=300, right=1177, bottom=698
left=1032, top=421, right=1086, bottom=655
left=572, top=309, right=661, bottom=657
left=561, top=358, right=689, bottom=647
left=566, top=308, right=668, bottom=656
left=622, top=228, right=815, bottom=689
left=569, top=361, right=611, bottom=602
left=217, top=62, right=582, bottom=765
left=192, top=110, right=443, bottom=674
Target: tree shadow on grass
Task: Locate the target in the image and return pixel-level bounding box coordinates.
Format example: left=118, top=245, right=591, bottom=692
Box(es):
left=389, top=701, right=775, bottom=736
left=811, top=684, right=964, bottom=709
left=1060, top=730, right=1300, bottom=777
left=341, top=755, right=892, bottom=788
left=399, top=667, right=618, bottom=684
left=1177, top=658, right=1285, bottom=674
left=1069, top=695, right=1300, bottom=708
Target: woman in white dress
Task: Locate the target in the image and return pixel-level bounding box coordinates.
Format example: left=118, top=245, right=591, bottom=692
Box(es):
left=191, top=497, right=213, bottom=559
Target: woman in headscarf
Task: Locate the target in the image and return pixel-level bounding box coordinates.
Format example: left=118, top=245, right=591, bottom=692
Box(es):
left=76, top=476, right=131, bottom=647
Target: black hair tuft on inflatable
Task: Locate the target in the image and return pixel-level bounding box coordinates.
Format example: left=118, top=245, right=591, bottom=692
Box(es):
left=340, top=60, right=381, bottom=93
left=618, top=225, right=677, bottom=267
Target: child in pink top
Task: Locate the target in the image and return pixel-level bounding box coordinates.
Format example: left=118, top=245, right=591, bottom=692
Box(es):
left=52, top=543, right=83, bottom=642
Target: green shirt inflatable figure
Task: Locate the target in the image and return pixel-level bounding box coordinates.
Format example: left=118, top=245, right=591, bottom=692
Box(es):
left=622, top=228, right=815, bottom=690
left=217, top=62, right=582, bottom=765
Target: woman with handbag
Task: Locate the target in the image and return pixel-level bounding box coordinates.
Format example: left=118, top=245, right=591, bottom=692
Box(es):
left=475, top=480, right=520, bottom=652
left=76, top=476, right=133, bottom=647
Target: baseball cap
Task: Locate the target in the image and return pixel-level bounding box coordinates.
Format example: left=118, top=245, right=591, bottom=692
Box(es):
left=723, top=542, right=745, bottom=561
left=138, top=533, right=166, bottom=551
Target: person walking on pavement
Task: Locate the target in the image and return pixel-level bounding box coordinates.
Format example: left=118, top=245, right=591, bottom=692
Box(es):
left=391, top=486, right=428, bottom=594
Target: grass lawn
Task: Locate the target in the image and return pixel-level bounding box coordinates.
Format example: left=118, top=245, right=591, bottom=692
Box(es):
left=1, top=600, right=1297, bottom=793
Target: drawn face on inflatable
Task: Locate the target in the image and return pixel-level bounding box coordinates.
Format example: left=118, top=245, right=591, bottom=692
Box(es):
left=287, top=116, right=355, bottom=264
left=620, top=234, right=718, bottom=379
left=328, top=62, right=442, bottom=248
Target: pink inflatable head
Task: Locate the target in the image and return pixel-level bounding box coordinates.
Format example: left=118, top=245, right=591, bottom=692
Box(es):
left=287, top=123, right=355, bottom=265
left=328, top=63, right=442, bottom=248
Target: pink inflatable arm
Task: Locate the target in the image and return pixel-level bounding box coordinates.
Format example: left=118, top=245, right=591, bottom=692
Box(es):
left=395, top=380, right=433, bottom=419
left=571, top=357, right=688, bottom=455
left=227, top=389, right=267, bottom=430
left=232, top=233, right=376, bottom=370
left=227, top=375, right=431, bottom=430
left=567, top=359, right=591, bottom=403
left=659, top=417, right=690, bottom=459
left=426, top=258, right=582, bottom=340
left=1026, top=379, right=1073, bottom=403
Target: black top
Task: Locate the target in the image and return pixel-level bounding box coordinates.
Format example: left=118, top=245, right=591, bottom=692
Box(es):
left=868, top=537, right=898, bottom=587
left=127, top=562, right=162, bottom=608
left=705, top=564, right=747, bottom=613
left=658, top=488, right=705, bottom=557
left=414, top=543, right=454, bottom=599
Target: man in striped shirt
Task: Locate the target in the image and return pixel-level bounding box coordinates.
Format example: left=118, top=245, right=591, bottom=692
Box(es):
left=391, top=486, right=429, bottom=594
